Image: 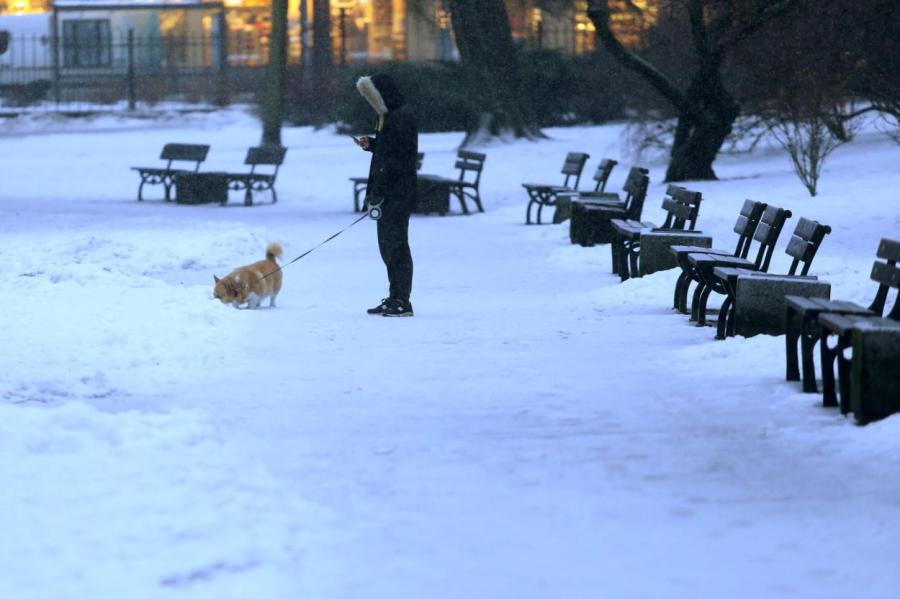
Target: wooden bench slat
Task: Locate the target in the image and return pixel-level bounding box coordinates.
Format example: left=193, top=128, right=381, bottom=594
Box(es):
left=161, top=143, right=209, bottom=162
left=785, top=236, right=814, bottom=262
left=870, top=260, right=900, bottom=287
left=792, top=216, right=821, bottom=240
left=877, top=238, right=900, bottom=262
left=458, top=150, right=486, bottom=161
left=561, top=152, right=590, bottom=175
left=245, top=146, right=287, bottom=166
left=784, top=295, right=829, bottom=311
left=660, top=198, right=694, bottom=220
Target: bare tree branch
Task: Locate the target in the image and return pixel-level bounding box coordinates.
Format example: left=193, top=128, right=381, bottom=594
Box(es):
left=688, top=0, right=714, bottom=59
left=717, top=0, right=799, bottom=52
left=586, top=0, right=693, bottom=116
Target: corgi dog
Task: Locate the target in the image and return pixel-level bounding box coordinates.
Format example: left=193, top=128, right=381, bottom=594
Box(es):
left=213, top=243, right=283, bottom=309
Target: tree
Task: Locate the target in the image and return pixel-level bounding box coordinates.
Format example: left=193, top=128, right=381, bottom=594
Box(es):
left=261, top=0, right=289, bottom=146
left=312, top=0, right=334, bottom=79
left=448, top=0, right=542, bottom=145
left=586, top=0, right=799, bottom=182
left=843, top=0, right=900, bottom=142
left=768, top=103, right=846, bottom=197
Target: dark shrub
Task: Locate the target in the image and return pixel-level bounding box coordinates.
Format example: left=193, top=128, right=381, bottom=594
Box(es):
left=0, top=80, right=51, bottom=107
left=284, top=51, right=631, bottom=133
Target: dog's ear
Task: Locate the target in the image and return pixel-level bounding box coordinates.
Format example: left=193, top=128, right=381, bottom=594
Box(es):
left=213, top=275, right=220, bottom=283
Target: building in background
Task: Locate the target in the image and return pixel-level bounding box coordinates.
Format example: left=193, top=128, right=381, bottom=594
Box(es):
left=0, top=0, right=658, bottom=68
left=325, top=0, right=658, bottom=64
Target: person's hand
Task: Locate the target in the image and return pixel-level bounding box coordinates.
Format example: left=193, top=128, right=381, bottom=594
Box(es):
left=352, top=136, right=370, bottom=150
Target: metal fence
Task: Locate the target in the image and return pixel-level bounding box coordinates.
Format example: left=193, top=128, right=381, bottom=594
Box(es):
left=0, top=32, right=271, bottom=113
left=0, top=24, right=600, bottom=114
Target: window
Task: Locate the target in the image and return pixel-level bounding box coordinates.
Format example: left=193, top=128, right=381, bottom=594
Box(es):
left=62, top=19, right=112, bottom=68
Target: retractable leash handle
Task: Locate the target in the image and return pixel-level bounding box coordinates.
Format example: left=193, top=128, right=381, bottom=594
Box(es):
left=367, top=196, right=384, bottom=221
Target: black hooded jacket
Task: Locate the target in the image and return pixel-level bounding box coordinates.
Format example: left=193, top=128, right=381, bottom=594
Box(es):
left=360, top=74, right=418, bottom=211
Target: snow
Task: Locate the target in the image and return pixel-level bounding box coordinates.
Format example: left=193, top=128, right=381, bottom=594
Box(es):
left=1, top=107, right=899, bottom=598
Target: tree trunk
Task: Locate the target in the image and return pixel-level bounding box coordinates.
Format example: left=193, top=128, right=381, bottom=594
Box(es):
left=666, top=65, right=740, bottom=181
left=262, top=0, right=289, bottom=146
left=586, top=0, right=794, bottom=182
left=311, top=0, right=333, bottom=79
left=448, top=0, right=542, bottom=145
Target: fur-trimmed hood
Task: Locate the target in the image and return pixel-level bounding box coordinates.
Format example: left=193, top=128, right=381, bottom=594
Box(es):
left=357, top=74, right=405, bottom=130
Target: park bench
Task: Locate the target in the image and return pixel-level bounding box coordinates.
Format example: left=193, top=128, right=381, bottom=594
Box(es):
left=416, top=150, right=487, bottom=215
left=221, top=146, right=287, bottom=206
left=683, top=204, right=792, bottom=326
left=670, top=200, right=768, bottom=314
left=551, top=158, right=619, bottom=223
left=784, top=238, right=899, bottom=397
left=445, top=150, right=487, bottom=214
left=609, top=185, right=707, bottom=281
left=709, top=217, right=832, bottom=339
left=785, top=239, right=900, bottom=396
left=351, top=152, right=424, bottom=212
left=817, top=295, right=900, bottom=424
left=132, top=143, right=210, bottom=202
left=568, top=168, right=650, bottom=247
left=522, top=151, right=590, bottom=224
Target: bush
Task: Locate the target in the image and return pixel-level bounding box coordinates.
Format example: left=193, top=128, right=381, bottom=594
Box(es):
left=286, top=61, right=469, bottom=133
left=284, top=50, right=630, bottom=133
left=0, top=80, right=51, bottom=107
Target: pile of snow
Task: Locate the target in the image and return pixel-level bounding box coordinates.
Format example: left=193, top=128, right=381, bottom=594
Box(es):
left=0, top=108, right=898, bottom=598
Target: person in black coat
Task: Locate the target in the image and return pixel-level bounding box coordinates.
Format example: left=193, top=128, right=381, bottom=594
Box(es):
left=353, top=74, right=419, bottom=317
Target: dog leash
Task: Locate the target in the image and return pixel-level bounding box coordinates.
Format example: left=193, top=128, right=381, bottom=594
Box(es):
left=260, top=201, right=382, bottom=280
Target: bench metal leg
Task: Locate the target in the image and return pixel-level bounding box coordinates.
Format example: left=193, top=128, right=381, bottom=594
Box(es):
left=680, top=279, right=694, bottom=314
left=526, top=199, right=535, bottom=224
left=610, top=238, right=620, bottom=275
left=836, top=335, right=853, bottom=415
left=472, top=190, right=484, bottom=213
left=690, top=283, right=705, bottom=321
left=715, top=296, right=733, bottom=339
left=271, top=187, right=278, bottom=204
left=820, top=329, right=839, bottom=408
left=137, top=181, right=145, bottom=202
left=800, top=317, right=820, bottom=393
left=673, top=271, right=691, bottom=313
left=614, top=240, right=631, bottom=281
left=627, top=242, right=640, bottom=280
left=353, top=185, right=363, bottom=212
left=696, top=286, right=713, bottom=326
left=163, top=180, right=174, bottom=202
left=785, top=306, right=801, bottom=381
left=455, top=189, right=470, bottom=215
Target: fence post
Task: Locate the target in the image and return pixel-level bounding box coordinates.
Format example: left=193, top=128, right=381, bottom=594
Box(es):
left=51, top=8, right=61, bottom=105
left=127, top=29, right=136, bottom=110
left=215, top=9, right=229, bottom=106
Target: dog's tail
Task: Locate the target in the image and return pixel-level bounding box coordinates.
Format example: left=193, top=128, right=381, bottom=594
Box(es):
left=266, top=243, right=283, bottom=262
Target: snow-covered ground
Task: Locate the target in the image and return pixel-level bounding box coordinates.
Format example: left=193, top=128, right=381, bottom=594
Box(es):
left=1, top=108, right=898, bottom=598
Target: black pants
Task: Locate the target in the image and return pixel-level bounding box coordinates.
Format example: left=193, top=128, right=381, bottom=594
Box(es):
left=377, top=203, right=413, bottom=302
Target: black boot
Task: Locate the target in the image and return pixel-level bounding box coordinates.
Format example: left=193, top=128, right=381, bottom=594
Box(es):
left=382, top=298, right=413, bottom=317
left=367, top=298, right=390, bottom=315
